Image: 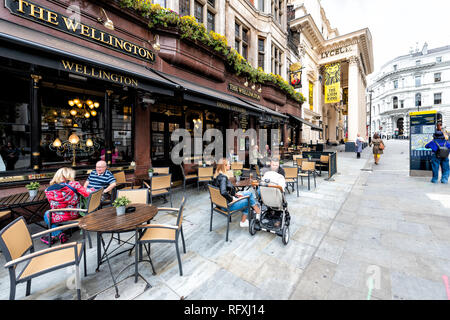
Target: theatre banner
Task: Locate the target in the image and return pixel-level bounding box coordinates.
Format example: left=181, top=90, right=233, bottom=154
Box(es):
left=324, top=62, right=341, bottom=104
left=309, top=81, right=314, bottom=111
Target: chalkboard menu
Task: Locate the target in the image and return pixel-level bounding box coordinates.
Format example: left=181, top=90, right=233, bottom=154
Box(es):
left=410, top=111, right=437, bottom=175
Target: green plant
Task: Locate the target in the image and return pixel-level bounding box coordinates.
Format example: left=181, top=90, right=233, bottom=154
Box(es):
left=148, top=168, right=154, bottom=173
left=234, top=170, right=242, bottom=177
left=25, top=182, right=40, bottom=191
left=118, top=0, right=306, bottom=105
left=113, top=196, right=132, bottom=208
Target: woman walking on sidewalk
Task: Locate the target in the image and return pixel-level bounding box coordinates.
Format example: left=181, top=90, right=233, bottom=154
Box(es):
left=355, top=134, right=365, bottom=159
left=370, top=133, right=384, bottom=165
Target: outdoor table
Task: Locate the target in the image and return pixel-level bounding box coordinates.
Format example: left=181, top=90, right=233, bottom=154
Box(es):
left=78, top=203, right=158, bottom=299
left=231, top=178, right=255, bottom=191
left=0, top=190, right=48, bottom=229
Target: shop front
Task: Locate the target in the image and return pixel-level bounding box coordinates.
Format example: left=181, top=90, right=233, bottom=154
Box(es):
left=0, top=0, right=304, bottom=192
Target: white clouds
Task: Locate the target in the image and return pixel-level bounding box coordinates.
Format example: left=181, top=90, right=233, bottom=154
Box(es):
left=320, top=0, right=450, bottom=72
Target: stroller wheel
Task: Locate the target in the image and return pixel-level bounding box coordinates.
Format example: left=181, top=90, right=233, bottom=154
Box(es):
left=249, top=218, right=257, bottom=236
left=282, top=225, right=290, bottom=245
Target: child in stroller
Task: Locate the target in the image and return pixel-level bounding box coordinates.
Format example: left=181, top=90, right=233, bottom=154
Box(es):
left=250, top=171, right=291, bottom=245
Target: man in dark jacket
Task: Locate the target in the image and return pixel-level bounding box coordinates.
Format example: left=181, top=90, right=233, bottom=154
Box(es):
left=425, top=131, right=450, bottom=184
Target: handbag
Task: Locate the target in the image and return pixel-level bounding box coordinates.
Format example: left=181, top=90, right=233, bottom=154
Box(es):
left=379, top=141, right=385, bottom=151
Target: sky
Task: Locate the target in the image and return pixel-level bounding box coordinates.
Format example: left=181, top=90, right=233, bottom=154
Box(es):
left=321, top=0, right=450, bottom=75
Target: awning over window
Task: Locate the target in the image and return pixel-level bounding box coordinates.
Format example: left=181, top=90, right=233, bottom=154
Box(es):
left=290, top=115, right=323, bottom=132
left=0, top=20, right=178, bottom=95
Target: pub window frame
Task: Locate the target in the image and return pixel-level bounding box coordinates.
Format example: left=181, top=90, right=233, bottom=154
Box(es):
left=271, top=43, right=283, bottom=76
left=258, top=38, right=265, bottom=70
left=434, top=92, right=442, bottom=105
left=194, top=0, right=204, bottom=24
left=434, top=72, right=441, bottom=83
left=179, top=0, right=190, bottom=16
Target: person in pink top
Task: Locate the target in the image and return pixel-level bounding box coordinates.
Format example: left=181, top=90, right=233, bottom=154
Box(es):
left=43, top=167, right=92, bottom=244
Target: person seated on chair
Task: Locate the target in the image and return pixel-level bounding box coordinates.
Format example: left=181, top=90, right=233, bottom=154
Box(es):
left=44, top=167, right=92, bottom=245
left=261, top=157, right=285, bottom=177
left=84, top=160, right=116, bottom=197
left=213, top=158, right=261, bottom=228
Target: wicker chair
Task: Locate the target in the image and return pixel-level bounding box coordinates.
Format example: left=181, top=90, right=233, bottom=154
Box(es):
left=284, top=167, right=299, bottom=197
left=135, top=197, right=187, bottom=277
left=0, top=217, right=84, bottom=300
left=298, top=161, right=317, bottom=190
left=144, top=174, right=173, bottom=207
left=207, top=185, right=250, bottom=242
left=197, top=167, right=214, bottom=191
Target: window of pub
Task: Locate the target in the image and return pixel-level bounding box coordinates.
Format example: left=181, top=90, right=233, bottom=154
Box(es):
left=0, top=74, right=31, bottom=173
left=40, top=86, right=105, bottom=168
left=111, top=93, right=134, bottom=164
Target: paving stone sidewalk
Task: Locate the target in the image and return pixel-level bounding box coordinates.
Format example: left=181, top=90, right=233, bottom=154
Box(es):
left=1, top=140, right=449, bottom=300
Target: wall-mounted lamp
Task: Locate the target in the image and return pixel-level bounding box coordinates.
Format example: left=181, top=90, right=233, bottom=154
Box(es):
left=244, top=78, right=249, bottom=87
left=98, top=8, right=114, bottom=31
left=258, top=85, right=262, bottom=93
left=251, top=84, right=256, bottom=90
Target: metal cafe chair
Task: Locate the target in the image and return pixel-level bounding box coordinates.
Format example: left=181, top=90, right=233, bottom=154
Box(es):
left=284, top=167, right=300, bottom=197
left=180, top=164, right=198, bottom=193
left=0, top=217, right=84, bottom=300
left=231, top=162, right=244, bottom=171
left=296, top=158, right=305, bottom=171
left=116, top=189, right=149, bottom=205
left=135, top=197, right=187, bottom=278
left=207, top=185, right=250, bottom=242
left=113, top=171, right=137, bottom=191
left=318, top=155, right=330, bottom=176
left=298, top=161, right=317, bottom=191
left=197, top=166, right=214, bottom=192
left=151, top=167, right=170, bottom=175
left=144, top=174, right=173, bottom=207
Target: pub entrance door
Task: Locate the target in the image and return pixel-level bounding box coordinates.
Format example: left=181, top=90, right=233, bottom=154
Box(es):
left=150, top=107, right=183, bottom=181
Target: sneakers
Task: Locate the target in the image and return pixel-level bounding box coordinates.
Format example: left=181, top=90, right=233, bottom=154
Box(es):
left=240, top=220, right=249, bottom=228
left=59, top=233, right=69, bottom=244
left=40, top=236, right=57, bottom=245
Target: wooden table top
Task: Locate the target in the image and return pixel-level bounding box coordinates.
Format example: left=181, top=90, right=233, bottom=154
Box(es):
left=78, top=204, right=158, bottom=233
left=231, top=178, right=256, bottom=188
left=0, top=190, right=47, bottom=208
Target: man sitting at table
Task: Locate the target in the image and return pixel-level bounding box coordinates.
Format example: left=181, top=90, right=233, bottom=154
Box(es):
left=261, top=158, right=285, bottom=177
left=84, top=161, right=116, bottom=196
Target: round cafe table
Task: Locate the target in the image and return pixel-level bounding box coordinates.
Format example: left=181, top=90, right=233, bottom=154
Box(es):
left=79, top=204, right=158, bottom=298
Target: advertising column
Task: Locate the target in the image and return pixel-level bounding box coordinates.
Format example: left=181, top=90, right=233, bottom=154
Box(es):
left=410, top=110, right=437, bottom=176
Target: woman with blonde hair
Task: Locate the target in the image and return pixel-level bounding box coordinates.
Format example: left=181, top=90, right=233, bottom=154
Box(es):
left=43, top=167, right=91, bottom=244
left=213, top=158, right=261, bottom=228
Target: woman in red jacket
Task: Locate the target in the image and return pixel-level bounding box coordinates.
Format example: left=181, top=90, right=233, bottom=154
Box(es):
left=43, top=167, right=92, bottom=244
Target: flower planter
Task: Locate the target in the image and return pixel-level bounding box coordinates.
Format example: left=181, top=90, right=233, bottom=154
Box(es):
left=116, top=206, right=126, bottom=216
left=262, top=83, right=287, bottom=106
left=148, top=172, right=153, bottom=178
left=236, top=176, right=241, bottom=182
left=28, top=190, right=38, bottom=198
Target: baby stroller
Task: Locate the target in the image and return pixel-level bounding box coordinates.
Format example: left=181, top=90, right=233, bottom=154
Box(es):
left=249, top=180, right=291, bottom=245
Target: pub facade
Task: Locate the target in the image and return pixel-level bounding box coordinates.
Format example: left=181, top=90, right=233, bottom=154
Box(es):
left=0, top=0, right=304, bottom=189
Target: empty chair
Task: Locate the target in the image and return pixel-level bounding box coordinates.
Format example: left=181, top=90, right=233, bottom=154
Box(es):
left=145, top=174, right=172, bottom=206
left=298, top=161, right=317, bottom=191
left=284, top=167, right=299, bottom=197
left=135, top=198, right=187, bottom=277
left=231, top=162, right=244, bottom=171
left=296, top=158, right=305, bottom=170
left=152, top=167, right=170, bottom=175
left=207, top=185, right=250, bottom=242
left=197, top=167, right=214, bottom=191
left=113, top=171, right=137, bottom=191
left=116, top=189, right=149, bottom=204
left=318, top=155, right=330, bottom=175
left=0, top=217, right=84, bottom=300
left=180, top=164, right=197, bottom=193
left=293, top=154, right=302, bottom=163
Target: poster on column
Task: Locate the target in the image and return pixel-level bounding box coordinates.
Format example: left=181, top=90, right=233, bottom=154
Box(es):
left=309, top=81, right=314, bottom=111
left=324, top=63, right=341, bottom=104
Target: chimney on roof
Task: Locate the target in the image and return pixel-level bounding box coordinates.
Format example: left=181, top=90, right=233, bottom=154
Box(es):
left=422, top=42, right=428, bottom=55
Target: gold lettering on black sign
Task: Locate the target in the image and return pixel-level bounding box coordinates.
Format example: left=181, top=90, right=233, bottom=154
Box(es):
left=228, top=83, right=261, bottom=101
left=61, top=60, right=139, bottom=87
left=5, top=0, right=155, bottom=63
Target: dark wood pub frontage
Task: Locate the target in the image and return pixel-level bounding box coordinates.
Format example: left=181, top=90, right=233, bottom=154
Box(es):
left=0, top=0, right=305, bottom=197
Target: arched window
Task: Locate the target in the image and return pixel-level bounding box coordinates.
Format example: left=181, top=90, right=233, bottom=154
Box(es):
left=393, top=97, right=398, bottom=109
left=415, top=93, right=422, bottom=107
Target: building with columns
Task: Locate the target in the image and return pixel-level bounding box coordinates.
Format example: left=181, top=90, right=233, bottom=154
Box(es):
left=288, top=0, right=374, bottom=149
left=367, top=43, right=450, bottom=139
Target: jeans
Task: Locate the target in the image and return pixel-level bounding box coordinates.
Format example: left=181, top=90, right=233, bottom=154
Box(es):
left=43, top=211, right=62, bottom=237
left=227, top=191, right=257, bottom=216
left=430, top=154, right=450, bottom=184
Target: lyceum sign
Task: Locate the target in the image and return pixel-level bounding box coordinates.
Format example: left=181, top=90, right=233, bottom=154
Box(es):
left=4, top=0, right=155, bottom=63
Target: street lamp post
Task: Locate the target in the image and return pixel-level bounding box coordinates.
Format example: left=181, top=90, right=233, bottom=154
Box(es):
left=369, top=89, right=374, bottom=144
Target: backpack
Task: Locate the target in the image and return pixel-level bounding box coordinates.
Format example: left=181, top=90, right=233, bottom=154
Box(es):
left=435, top=140, right=450, bottom=159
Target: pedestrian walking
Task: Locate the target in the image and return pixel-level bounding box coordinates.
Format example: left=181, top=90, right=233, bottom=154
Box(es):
left=425, top=131, right=450, bottom=184
left=355, top=134, right=365, bottom=159
left=369, top=133, right=384, bottom=165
